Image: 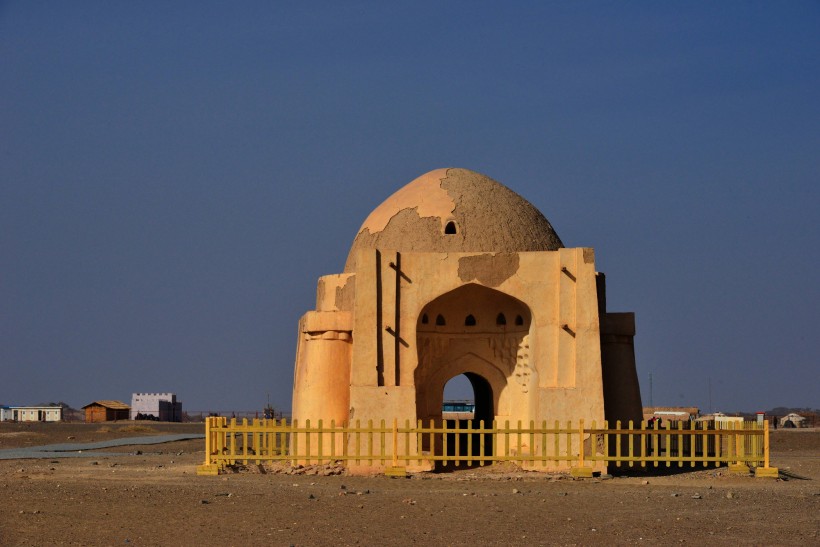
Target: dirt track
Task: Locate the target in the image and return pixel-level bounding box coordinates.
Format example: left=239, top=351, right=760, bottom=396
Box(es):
left=0, top=423, right=817, bottom=546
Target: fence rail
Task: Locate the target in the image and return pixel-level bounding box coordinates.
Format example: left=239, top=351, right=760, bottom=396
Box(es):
left=198, top=417, right=777, bottom=477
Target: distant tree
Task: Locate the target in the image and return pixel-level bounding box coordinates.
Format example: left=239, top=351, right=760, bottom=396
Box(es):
left=36, top=401, right=77, bottom=410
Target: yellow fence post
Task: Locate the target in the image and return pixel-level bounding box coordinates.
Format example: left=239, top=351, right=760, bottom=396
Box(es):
left=305, top=419, right=311, bottom=466
left=330, top=419, right=336, bottom=462
left=652, top=419, right=659, bottom=467
left=728, top=420, right=749, bottom=474
left=416, top=419, right=423, bottom=467
left=367, top=419, right=374, bottom=466
left=528, top=420, right=534, bottom=468
left=467, top=420, right=474, bottom=467
left=342, top=419, right=349, bottom=464
left=454, top=419, right=461, bottom=467
left=404, top=419, right=410, bottom=467
left=317, top=419, right=323, bottom=465
left=480, top=420, right=487, bottom=467
left=291, top=419, right=298, bottom=467
left=241, top=418, right=248, bottom=465
left=355, top=419, right=361, bottom=466
left=385, top=417, right=406, bottom=477
left=196, top=417, right=220, bottom=475
left=571, top=419, right=593, bottom=477
left=443, top=420, right=449, bottom=464
left=379, top=419, right=386, bottom=466
left=429, top=419, right=435, bottom=469
left=754, top=419, right=779, bottom=478
left=228, top=417, right=236, bottom=466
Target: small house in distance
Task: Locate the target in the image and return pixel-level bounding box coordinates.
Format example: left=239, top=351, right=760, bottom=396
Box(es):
left=82, top=401, right=130, bottom=423
left=643, top=406, right=700, bottom=423
left=442, top=400, right=475, bottom=422
left=780, top=413, right=807, bottom=428
left=130, top=393, right=182, bottom=422
left=2, top=405, right=63, bottom=422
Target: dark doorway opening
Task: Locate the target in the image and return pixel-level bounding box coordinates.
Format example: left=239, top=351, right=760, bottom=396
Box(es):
left=439, top=372, right=494, bottom=470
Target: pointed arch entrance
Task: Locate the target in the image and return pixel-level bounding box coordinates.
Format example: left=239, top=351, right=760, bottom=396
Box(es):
left=415, top=284, right=533, bottom=467
left=441, top=371, right=495, bottom=465
left=444, top=372, right=494, bottom=427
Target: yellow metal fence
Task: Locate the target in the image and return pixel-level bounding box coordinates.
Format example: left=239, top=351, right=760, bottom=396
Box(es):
left=199, top=417, right=774, bottom=475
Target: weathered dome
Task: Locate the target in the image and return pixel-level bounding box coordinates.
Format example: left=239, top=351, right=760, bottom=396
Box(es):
left=344, top=168, right=563, bottom=272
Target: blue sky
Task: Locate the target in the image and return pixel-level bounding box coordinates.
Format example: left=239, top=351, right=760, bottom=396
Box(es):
left=1, top=2, right=817, bottom=414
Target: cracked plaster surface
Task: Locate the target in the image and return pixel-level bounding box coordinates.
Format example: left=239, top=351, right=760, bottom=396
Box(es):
left=344, top=168, right=563, bottom=272
left=357, top=168, right=454, bottom=233
left=458, top=253, right=520, bottom=287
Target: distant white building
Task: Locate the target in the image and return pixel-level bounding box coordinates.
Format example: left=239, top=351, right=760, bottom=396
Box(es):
left=130, top=393, right=182, bottom=422
left=1, top=405, right=63, bottom=422
left=0, top=406, right=13, bottom=421
left=780, top=413, right=807, bottom=428
left=442, top=400, right=475, bottom=421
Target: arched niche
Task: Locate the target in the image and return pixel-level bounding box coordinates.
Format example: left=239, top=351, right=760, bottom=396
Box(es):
left=415, top=284, right=533, bottom=426
left=416, top=283, right=531, bottom=336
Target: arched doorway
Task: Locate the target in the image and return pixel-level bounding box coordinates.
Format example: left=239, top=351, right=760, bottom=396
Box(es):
left=443, top=372, right=495, bottom=427
left=415, top=284, right=533, bottom=469
left=441, top=372, right=494, bottom=467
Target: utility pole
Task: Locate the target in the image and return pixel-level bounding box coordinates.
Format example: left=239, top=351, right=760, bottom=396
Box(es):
left=708, top=377, right=713, bottom=414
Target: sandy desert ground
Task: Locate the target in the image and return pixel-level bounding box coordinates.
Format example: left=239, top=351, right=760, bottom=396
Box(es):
left=0, top=422, right=817, bottom=546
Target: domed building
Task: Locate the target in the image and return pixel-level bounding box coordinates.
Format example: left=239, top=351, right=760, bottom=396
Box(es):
left=291, top=168, right=642, bottom=473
